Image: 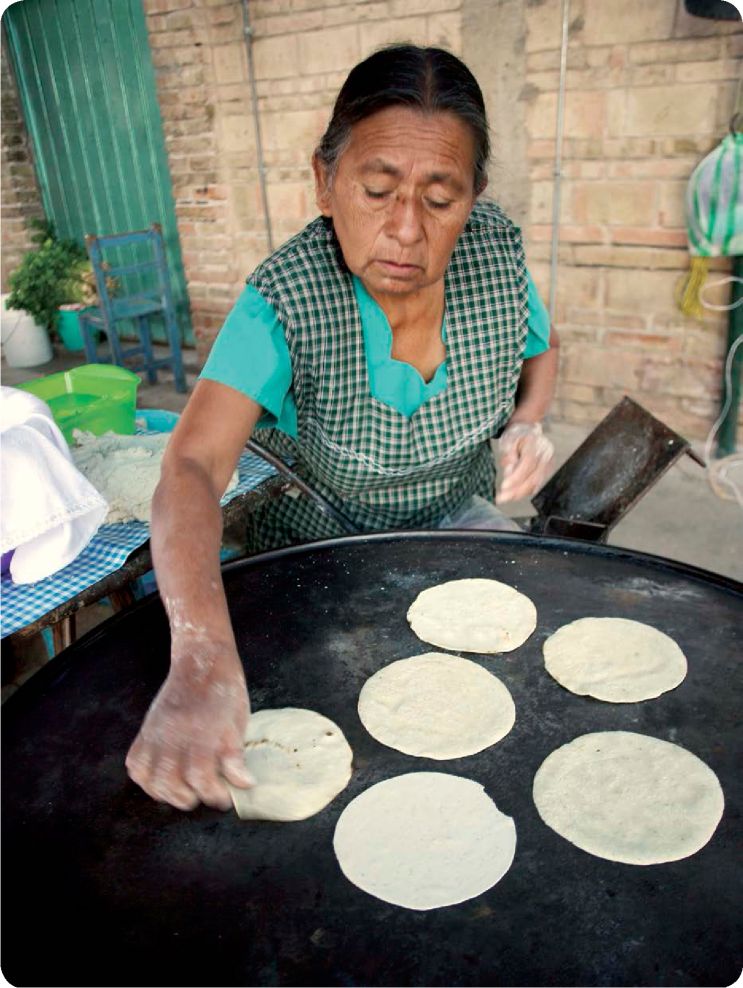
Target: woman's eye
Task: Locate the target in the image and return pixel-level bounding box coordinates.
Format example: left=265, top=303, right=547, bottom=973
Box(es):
left=364, top=188, right=389, bottom=200
left=426, top=198, right=452, bottom=210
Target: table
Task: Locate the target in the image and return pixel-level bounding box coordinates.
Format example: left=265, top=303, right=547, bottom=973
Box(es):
left=1, top=455, right=287, bottom=651
left=2, top=532, right=741, bottom=986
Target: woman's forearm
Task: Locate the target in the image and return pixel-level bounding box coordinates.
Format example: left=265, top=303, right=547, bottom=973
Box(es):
left=510, top=327, right=560, bottom=425
left=125, top=385, right=264, bottom=809
left=148, top=381, right=263, bottom=658
left=127, top=451, right=255, bottom=810
left=495, top=328, right=560, bottom=503
left=150, top=458, right=236, bottom=653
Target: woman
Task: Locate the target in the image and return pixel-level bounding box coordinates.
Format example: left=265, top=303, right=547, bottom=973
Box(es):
left=127, top=45, right=559, bottom=810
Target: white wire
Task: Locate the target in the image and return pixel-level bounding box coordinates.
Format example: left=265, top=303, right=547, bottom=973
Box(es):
left=699, top=274, right=743, bottom=311
left=701, top=307, right=743, bottom=511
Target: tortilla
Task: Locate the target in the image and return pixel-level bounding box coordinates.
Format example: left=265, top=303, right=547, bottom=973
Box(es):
left=333, top=772, right=517, bottom=910
left=357, top=652, right=515, bottom=758
left=532, top=731, right=724, bottom=864
left=543, top=617, right=687, bottom=702
left=228, top=708, right=353, bottom=822
left=407, top=578, right=536, bottom=653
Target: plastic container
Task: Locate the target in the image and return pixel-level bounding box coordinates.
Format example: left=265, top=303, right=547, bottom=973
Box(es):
left=1, top=296, right=53, bottom=368
left=134, top=408, right=180, bottom=433
left=16, top=364, right=140, bottom=443
left=57, top=306, right=86, bottom=351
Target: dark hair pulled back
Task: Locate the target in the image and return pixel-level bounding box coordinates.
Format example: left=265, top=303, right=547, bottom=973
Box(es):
left=316, top=45, right=490, bottom=194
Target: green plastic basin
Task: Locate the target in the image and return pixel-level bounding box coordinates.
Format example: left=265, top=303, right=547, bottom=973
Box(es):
left=16, top=364, right=140, bottom=443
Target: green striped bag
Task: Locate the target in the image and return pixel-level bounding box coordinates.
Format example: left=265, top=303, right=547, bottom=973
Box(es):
left=678, top=132, right=743, bottom=316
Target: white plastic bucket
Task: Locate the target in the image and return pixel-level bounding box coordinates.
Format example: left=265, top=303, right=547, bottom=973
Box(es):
left=1, top=295, right=53, bottom=368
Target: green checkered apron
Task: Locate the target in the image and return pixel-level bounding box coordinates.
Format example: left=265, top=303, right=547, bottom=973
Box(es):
left=246, top=199, right=528, bottom=551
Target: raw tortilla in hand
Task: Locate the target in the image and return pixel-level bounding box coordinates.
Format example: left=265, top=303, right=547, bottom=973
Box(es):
left=228, top=708, right=353, bottom=822
left=532, top=731, right=724, bottom=864
left=543, top=617, right=687, bottom=702
left=333, top=772, right=517, bottom=910
left=357, top=652, right=515, bottom=759
left=407, top=578, right=536, bottom=653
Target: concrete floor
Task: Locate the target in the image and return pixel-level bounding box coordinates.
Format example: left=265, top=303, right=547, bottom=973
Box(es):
left=2, top=343, right=741, bottom=697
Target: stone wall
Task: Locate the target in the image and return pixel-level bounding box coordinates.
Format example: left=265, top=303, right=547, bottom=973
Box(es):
left=0, top=32, right=45, bottom=291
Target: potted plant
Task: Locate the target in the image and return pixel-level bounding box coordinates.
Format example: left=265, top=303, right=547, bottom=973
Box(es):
left=56, top=257, right=109, bottom=352
left=2, top=220, right=56, bottom=366
left=0, top=292, right=52, bottom=368
left=4, top=220, right=116, bottom=358
left=6, top=219, right=86, bottom=322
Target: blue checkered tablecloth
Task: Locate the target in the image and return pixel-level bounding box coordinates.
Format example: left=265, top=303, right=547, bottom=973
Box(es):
left=1, top=449, right=277, bottom=638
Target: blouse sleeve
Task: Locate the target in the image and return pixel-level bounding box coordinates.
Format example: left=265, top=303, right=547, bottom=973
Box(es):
left=199, top=284, right=298, bottom=437
left=523, top=269, right=551, bottom=360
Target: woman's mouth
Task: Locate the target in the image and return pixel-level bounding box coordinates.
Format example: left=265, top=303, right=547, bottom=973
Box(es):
left=376, top=259, right=421, bottom=273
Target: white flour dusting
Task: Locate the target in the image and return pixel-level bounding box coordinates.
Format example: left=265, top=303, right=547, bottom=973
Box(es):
left=71, top=431, right=238, bottom=524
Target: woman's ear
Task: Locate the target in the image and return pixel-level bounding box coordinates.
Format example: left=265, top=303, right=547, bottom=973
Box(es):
left=312, top=152, right=332, bottom=216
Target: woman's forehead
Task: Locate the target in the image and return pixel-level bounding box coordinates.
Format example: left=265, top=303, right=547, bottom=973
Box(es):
left=340, top=107, right=476, bottom=183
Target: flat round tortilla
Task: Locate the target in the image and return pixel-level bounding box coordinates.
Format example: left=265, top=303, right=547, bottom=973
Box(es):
left=543, top=617, right=688, bottom=702
left=228, top=708, right=353, bottom=822
left=407, top=578, right=536, bottom=653
left=357, top=652, right=515, bottom=759
left=333, top=772, right=516, bottom=910
left=533, top=731, right=724, bottom=864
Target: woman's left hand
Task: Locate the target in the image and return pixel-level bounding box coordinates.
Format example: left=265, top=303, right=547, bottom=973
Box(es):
left=495, top=421, right=555, bottom=504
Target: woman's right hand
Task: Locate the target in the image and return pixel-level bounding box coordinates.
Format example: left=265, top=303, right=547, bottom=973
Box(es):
left=125, top=637, right=254, bottom=811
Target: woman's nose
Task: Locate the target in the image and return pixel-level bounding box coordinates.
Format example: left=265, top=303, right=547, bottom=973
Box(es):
left=385, top=195, right=424, bottom=245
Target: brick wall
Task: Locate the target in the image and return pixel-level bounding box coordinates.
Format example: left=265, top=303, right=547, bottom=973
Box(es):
left=143, top=0, right=739, bottom=438
left=143, top=0, right=460, bottom=361
left=0, top=33, right=45, bottom=292
left=4, top=2, right=739, bottom=440
left=142, top=0, right=247, bottom=357
left=521, top=0, right=742, bottom=438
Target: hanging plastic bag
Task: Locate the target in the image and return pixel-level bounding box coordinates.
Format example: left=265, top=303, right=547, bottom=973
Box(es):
left=677, top=130, right=743, bottom=317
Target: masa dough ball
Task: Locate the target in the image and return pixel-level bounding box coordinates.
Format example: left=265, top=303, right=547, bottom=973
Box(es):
left=72, top=431, right=238, bottom=524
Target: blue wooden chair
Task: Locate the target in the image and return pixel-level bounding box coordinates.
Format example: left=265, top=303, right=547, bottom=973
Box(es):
left=79, top=223, right=187, bottom=392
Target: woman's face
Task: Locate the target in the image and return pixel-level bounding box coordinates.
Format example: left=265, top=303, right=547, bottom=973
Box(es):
left=314, top=106, right=481, bottom=299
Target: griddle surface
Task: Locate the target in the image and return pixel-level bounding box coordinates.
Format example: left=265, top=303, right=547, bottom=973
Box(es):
left=2, top=533, right=741, bottom=987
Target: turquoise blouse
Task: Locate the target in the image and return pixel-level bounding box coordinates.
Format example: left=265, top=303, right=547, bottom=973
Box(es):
left=201, top=270, right=551, bottom=439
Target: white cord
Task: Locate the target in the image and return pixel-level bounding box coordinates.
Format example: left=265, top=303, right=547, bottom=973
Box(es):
left=699, top=274, right=743, bottom=311
left=701, top=305, right=743, bottom=511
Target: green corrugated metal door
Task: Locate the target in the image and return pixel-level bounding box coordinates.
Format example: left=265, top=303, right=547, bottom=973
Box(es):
left=3, top=0, right=193, bottom=343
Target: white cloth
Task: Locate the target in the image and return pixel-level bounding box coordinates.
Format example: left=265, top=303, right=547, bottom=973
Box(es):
left=0, top=387, right=108, bottom=584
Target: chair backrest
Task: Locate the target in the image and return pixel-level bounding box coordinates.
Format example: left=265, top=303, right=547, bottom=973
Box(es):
left=84, top=223, right=173, bottom=315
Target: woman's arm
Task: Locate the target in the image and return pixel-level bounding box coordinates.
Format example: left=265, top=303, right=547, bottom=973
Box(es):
left=125, top=379, right=263, bottom=810
left=509, top=324, right=560, bottom=426
left=496, top=325, right=560, bottom=503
